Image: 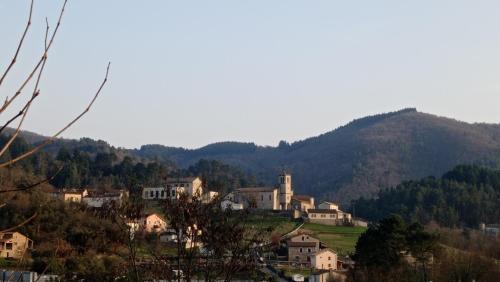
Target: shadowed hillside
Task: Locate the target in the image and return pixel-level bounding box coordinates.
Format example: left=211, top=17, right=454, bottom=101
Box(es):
left=133, top=108, right=500, bottom=205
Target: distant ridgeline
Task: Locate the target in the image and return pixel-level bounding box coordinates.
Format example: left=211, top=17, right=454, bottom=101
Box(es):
left=352, top=165, right=500, bottom=228
left=5, top=108, right=500, bottom=205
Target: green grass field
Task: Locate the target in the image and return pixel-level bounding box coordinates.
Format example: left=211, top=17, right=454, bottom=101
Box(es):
left=301, top=223, right=367, bottom=256
left=246, top=215, right=301, bottom=236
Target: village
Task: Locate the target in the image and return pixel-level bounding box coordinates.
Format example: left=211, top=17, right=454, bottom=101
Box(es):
left=1, top=172, right=368, bottom=281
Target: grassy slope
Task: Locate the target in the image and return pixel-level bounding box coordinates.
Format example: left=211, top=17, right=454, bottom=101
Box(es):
left=302, top=223, right=366, bottom=256
left=246, top=215, right=301, bottom=236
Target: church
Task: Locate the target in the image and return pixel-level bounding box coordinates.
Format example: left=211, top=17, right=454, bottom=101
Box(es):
left=232, top=172, right=294, bottom=210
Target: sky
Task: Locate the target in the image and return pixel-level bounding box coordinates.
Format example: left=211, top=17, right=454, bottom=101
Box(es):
left=1, top=1, right=499, bottom=149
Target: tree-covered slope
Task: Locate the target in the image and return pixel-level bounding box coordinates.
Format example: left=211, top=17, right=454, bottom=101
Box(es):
left=352, top=165, right=500, bottom=228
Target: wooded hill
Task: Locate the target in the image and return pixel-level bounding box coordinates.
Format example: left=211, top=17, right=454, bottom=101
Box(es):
left=9, top=108, right=500, bottom=205
left=352, top=165, right=500, bottom=228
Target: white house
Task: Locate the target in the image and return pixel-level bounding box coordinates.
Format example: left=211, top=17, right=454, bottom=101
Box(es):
left=142, top=177, right=203, bottom=200
left=82, top=190, right=127, bottom=208
left=221, top=199, right=244, bottom=210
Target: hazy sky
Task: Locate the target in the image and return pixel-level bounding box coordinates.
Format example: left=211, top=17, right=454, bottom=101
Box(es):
left=1, top=1, right=499, bottom=149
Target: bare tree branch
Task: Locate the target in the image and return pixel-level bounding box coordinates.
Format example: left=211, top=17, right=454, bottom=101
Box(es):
left=0, top=90, right=39, bottom=135
left=0, top=0, right=34, bottom=88
left=0, top=0, right=67, bottom=115
left=0, top=212, right=37, bottom=233
left=34, top=239, right=61, bottom=282
left=0, top=62, right=110, bottom=168
left=0, top=166, right=63, bottom=194
left=0, top=18, right=50, bottom=157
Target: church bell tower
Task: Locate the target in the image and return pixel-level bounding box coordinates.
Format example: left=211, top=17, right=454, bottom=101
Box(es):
left=279, top=171, right=293, bottom=210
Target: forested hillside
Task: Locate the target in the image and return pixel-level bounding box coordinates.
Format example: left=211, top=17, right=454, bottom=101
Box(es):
left=9, top=108, right=500, bottom=205
left=352, top=165, right=500, bottom=228
left=0, top=135, right=256, bottom=193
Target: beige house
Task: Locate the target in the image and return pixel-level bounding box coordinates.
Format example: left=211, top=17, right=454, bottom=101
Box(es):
left=52, top=188, right=88, bottom=203
left=142, top=213, right=167, bottom=233
left=142, top=177, right=203, bottom=200
left=318, top=201, right=339, bottom=211
left=202, top=191, right=219, bottom=203
left=287, top=233, right=320, bottom=263
left=167, top=177, right=203, bottom=197
left=128, top=213, right=167, bottom=234
left=0, top=232, right=33, bottom=260
left=292, top=195, right=315, bottom=212
left=310, top=248, right=337, bottom=270
left=307, top=209, right=352, bottom=226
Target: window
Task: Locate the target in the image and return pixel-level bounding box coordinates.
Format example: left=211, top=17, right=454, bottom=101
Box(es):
left=160, top=191, right=164, bottom=197
left=328, top=256, right=331, bottom=260
left=167, top=190, right=170, bottom=197
left=155, top=191, right=159, bottom=198
left=302, top=236, right=304, bottom=241
left=299, top=248, right=303, bottom=253
left=321, top=214, right=326, bottom=218
left=6, top=243, right=12, bottom=250
left=311, top=214, right=316, bottom=218
left=328, top=264, right=331, bottom=268
left=261, top=195, right=264, bottom=201
left=172, top=189, right=176, bottom=196
left=330, top=214, right=335, bottom=218
left=150, top=191, right=154, bottom=197
left=308, top=248, right=311, bottom=253
left=269, top=195, right=271, bottom=200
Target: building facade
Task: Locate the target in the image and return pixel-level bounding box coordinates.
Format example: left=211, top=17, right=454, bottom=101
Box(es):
left=279, top=172, right=294, bottom=210
left=232, top=173, right=297, bottom=210
left=128, top=213, right=167, bottom=234
left=0, top=232, right=33, bottom=260
left=221, top=199, right=244, bottom=210
left=82, top=190, right=128, bottom=208
left=52, top=188, right=88, bottom=203
left=292, top=195, right=315, bottom=212
left=287, top=234, right=320, bottom=263
left=310, top=249, right=338, bottom=270
left=142, top=177, right=203, bottom=200
left=318, top=201, right=339, bottom=211
left=234, top=187, right=279, bottom=210
left=307, top=209, right=352, bottom=226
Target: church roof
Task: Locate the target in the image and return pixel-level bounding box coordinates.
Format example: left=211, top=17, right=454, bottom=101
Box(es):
left=236, top=187, right=277, bottom=193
